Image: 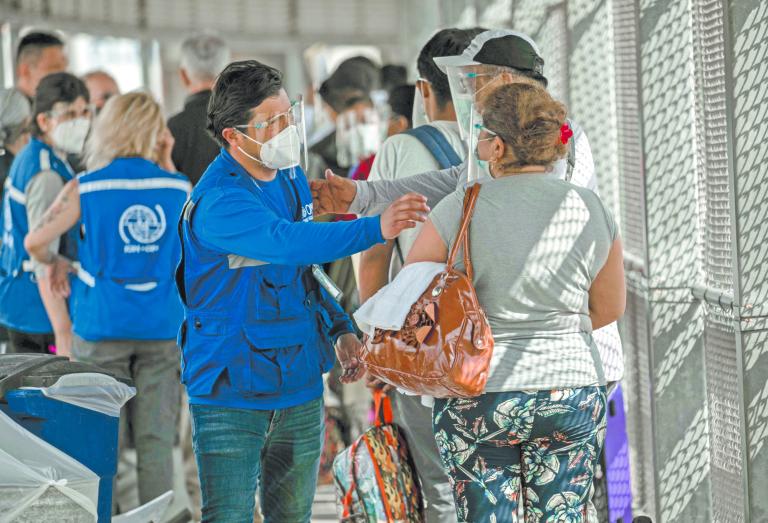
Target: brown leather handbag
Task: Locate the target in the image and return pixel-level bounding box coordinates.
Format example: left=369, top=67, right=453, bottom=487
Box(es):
left=360, top=183, right=494, bottom=398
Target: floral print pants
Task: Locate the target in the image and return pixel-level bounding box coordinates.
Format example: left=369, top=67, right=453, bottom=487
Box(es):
left=432, top=386, right=606, bottom=523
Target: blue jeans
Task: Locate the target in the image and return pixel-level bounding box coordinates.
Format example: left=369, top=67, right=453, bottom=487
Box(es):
left=190, top=397, right=324, bottom=523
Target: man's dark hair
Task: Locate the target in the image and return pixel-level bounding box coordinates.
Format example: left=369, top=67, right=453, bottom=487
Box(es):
left=335, top=56, right=380, bottom=92
left=416, top=27, right=487, bottom=108
left=318, top=56, right=382, bottom=115
left=341, top=93, right=373, bottom=111
left=388, top=84, right=415, bottom=128
left=206, top=60, right=283, bottom=147
left=318, top=83, right=367, bottom=114
left=31, top=72, right=89, bottom=137
left=381, top=65, right=407, bottom=92
left=17, top=31, right=64, bottom=63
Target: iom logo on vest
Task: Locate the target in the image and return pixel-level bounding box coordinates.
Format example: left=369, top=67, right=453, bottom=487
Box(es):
left=302, top=203, right=313, bottom=222
left=119, top=204, right=166, bottom=253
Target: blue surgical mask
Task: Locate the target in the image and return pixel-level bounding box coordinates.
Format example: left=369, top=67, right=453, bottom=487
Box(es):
left=473, top=130, right=496, bottom=179
left=473, top=147, right=492, bottom=179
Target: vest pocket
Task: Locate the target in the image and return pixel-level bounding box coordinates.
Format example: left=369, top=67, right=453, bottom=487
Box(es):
left=182, top=311, right=229, bottom=396
left=237, top=320, right=317, bottom=397
left=258, top=269, right=307, bottom=320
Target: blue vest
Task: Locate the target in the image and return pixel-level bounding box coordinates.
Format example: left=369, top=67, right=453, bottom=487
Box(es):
left=177, top=151, right=355, bottom=410
left=0, top=138, right=78, bottom=333
left=73, top=157, right=190, bottom=341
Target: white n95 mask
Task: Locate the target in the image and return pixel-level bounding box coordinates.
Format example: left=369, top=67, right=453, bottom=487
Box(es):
left=51, top=117, right=91, bottom=154
left=350, top=123, right=382, bottom=158
left=238, top=124, right=301, bottom=170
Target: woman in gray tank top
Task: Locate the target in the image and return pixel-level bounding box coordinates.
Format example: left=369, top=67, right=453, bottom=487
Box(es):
left=406, top=83, right=626, bottom=522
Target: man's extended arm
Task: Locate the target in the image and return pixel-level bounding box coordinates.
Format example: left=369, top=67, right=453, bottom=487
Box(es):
left=195, top=188, right=384, bottom=265
left=193, top=187, right=426, bottom=266
left=350, top=162, right=465, bottom=216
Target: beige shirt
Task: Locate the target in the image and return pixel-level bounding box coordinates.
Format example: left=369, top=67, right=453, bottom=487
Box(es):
left=367, top=121, right=465, bottom=275
left=26, top=170, right=64, bottom=278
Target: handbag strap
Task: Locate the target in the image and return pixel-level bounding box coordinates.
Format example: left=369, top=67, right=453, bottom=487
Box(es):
left=446, top=183, right=481, bottom=280
left=372, top=388, right=394, bottom=427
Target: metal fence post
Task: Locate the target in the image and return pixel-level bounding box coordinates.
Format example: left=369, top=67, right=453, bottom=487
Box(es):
left=723, top=0, right=768, bottom=520
left=636, top=0, right=712, bottom=520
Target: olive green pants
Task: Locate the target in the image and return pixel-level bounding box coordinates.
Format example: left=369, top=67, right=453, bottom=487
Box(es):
left=72, top=335, right=180, bottom=506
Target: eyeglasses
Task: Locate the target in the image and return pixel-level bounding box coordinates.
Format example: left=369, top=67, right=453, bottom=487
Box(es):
left=458, top=72, right=498, bottom=93
left=474, top=123, right=498, bottom=143
left=235, top=101, right=299, bottom=131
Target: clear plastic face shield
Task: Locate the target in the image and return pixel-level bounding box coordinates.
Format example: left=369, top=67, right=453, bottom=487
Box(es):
left=411, top=78, right=430, bottom=128
left=335, top=104, right=388, bottom=168
left=443, top=63, right=524, bottom=184
left=233, top=96, right=309, bottom=176
left=445, top=64, right=517, bottom=142
left=467, top=104, right=493, bottom=185
left=310, top=84, right=336, bottom=142
left=370, top=89, right=390, bottom=109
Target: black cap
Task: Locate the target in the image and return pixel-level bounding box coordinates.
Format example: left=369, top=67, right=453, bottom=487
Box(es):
left=433, top=30, right=547, bottom=85
left=473, top=34, right=544, bottom=76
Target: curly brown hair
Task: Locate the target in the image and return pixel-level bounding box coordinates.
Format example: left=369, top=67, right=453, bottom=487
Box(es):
left=481, top=83, right=568, bottom=169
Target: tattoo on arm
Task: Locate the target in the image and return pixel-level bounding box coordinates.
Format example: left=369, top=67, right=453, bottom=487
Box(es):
left=32, top=181, right=76, bottom=233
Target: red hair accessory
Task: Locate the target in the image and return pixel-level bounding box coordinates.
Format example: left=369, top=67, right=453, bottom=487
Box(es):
left=560, top=123, right=573, bottom=144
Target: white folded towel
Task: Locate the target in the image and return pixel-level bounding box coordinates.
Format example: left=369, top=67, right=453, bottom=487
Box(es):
left=354, top=261, right=445, bottom=337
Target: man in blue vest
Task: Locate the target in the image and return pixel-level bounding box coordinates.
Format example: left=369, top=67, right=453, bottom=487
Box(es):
left=176, top=60, right=428, bottom=522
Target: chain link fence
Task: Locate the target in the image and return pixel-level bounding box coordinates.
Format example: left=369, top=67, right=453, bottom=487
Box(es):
left=439, top=0, right=766, bottom=520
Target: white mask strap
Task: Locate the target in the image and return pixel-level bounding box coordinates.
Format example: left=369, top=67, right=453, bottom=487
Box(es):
left=235, top=129, right=268, bottom=167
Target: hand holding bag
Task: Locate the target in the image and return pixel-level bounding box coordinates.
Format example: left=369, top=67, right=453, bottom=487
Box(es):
left=360, top=183, right=494, bottom=398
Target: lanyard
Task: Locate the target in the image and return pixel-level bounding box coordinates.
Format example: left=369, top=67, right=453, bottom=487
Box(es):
left=286, top=176, right=303, bottom=222
left=250, top=172, right=303, bottom=222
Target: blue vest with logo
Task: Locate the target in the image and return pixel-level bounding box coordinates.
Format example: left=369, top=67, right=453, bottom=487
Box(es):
left=176, top=149, right=375, bottom=410
left=73, top=157, right=190, bottom=341
left=0, top=137, right=79, bottom=333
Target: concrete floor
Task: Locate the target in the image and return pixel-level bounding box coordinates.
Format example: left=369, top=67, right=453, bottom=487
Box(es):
left=311, top=485, right=340, bottom=522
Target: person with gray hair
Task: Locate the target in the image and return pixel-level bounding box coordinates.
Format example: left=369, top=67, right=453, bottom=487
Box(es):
left=0, top=88, right=32, bottom=191
left=168, top=33, right=231, bottom=185
left=82, top=70, right=120, bottom=113
left=0, top=88, right=29, bottom=349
